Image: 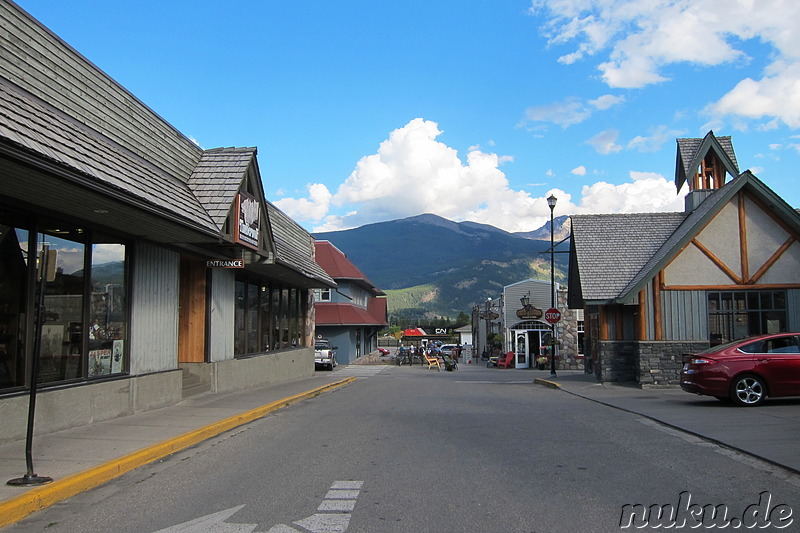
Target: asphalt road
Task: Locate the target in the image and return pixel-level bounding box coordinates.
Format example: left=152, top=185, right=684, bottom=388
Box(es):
left=10, top=365, right=800, bottom=532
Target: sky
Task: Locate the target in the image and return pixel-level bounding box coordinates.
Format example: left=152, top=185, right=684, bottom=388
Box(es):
left=19, top=0, right=800, bottom=234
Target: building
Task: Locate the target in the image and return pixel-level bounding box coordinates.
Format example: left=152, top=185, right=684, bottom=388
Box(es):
left=569, top=132, right=800, bottom=385
left=0, top=1, right=334, bottom=441
left=312, top=241, right=387, bottom=364
left=473, top=279, right=583, bottom=369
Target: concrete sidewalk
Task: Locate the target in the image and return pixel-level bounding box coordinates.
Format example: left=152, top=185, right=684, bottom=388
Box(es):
left=535, top=371, right=800, bottom=477
left=0, top=373, right=356, bottom=529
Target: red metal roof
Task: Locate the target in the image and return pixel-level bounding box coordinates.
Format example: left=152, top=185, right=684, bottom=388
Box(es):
left=315, top=301, right=387, bottom=326
left=314, top=240, right=384, bottom=295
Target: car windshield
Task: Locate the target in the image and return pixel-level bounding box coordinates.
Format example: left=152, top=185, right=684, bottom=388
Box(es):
left=698, top=338, right=748, bottom=354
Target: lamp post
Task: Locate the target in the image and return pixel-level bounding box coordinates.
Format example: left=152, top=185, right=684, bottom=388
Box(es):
left=547, top=194, right=557, bottom=378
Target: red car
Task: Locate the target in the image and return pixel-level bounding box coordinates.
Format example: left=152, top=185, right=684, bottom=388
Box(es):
left=680, top=333, right=800, bottom=406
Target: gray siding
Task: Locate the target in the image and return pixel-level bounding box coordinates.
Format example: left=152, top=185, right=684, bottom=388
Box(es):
left=661, top=290, right=708, bottom=341
left=0, top=2, right=201, bottom=181
left=788, top=289, right=800, bottom=331
left=209, top=269, right=235, bottom=362
left=129, top=242, right=180, bottom=374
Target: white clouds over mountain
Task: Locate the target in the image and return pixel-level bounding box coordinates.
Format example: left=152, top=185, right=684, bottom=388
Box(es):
left=275, top=118, right=686, bottom=233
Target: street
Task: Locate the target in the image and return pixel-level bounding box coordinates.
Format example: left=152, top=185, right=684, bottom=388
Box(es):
left=8, top=364, right=800, bottom=532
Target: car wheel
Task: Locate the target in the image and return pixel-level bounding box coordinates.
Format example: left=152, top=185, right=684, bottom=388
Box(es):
left=730, top=374, right=767, bottom=406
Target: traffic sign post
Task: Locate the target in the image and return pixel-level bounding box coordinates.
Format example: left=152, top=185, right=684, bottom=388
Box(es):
left=544, top=308, right=561, bottom=324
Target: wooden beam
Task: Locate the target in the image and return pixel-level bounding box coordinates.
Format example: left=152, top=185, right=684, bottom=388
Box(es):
left=615, top=305, right=624, bottom=340
left=691, top=238, right=742, bottom=284
left=749, top=236, right=795, bottom=284
left=599, top=306, right=609, bottom=341
left=738, top=192, right=749, bottom=282
left=637, top=289, right=647, bottom=341
left=664, top=282, right=800, bottom=291
left=653, top=273, right=663, bottom=341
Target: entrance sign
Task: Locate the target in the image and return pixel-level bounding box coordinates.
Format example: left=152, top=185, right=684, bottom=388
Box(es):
left=206, top=259, right=244, bottom=268
left=544, top=308, right=561, bottom=324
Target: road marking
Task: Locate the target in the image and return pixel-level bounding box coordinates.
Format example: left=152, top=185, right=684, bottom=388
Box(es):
left=330, top=366, right=387, bottom=378
left=154, top=480, right=363, bottom=533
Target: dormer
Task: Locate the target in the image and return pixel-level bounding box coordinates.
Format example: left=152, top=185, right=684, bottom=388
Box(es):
left=676, top=131, right=740, bottom=213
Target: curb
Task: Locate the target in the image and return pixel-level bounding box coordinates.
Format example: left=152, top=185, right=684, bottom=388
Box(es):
left=0, top=376, right=356, bottom=529
left=533, top=377, right=561, bottom=390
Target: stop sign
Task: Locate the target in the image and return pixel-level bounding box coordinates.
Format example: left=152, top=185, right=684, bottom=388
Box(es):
left=544, top=308, right=561, bottom=324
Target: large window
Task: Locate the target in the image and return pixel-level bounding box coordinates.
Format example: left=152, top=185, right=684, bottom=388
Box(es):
left=0, top=211, right=128, bottom=391
left=234, top=279, right=307, bottom=356
left=708, top=290, right=787, bottom=345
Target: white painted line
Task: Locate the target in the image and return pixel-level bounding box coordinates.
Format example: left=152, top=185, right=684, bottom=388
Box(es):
left=294, top=513, right=351, bottom=533
left=331, top=480, right=363, bottom=490
left=325, top=489, right=360, bottom=499
left=318, top=500, right=356, bottom=512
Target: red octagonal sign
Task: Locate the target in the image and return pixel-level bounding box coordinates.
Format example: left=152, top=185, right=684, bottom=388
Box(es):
left=544, top=308, right=561, bottom=324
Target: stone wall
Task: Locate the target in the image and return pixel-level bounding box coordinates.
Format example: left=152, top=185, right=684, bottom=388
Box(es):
left=638, top=341, right=708, bottom=387
left=595, top=340, right=709, bottom=387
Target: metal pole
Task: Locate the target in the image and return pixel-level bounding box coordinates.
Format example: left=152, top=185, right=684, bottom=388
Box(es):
left=8, top=244, right=53, bottom=486
left=549, top=199, right=557, bottom=378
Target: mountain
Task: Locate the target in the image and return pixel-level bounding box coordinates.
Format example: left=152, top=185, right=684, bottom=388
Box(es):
left=313, top=214, right=569, bottom=320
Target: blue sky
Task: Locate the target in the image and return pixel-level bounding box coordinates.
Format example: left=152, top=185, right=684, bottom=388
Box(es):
left=20, top=0, right=800, bottom=233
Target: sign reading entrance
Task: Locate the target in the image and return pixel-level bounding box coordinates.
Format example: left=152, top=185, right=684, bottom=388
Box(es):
left=206, top=259, right=244, bottom=268
left=544, top=308, right=561, bottom=324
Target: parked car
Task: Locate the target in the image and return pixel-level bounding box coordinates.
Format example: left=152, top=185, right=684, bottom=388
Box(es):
left=314, top=339, right=337, bottom=370
left=439, top=344, right=458, bottom=356
left=680, top=333, right=800, bottom=406
left=377, top=347, right=390, bottom=355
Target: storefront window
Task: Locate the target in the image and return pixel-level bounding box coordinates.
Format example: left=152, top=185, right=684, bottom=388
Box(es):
left=38, top=232, right=85, bottom=383
left=0, top=224, right=29, bottom=390
left=260, top=285, right=272, bottom=351
left=708, top=290, right=787, bottom=345
left=88, top=242, right=127, bottom=377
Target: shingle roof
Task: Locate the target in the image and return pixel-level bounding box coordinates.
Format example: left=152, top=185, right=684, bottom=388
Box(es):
left=0, top=78, right=217, bottom=234
left=267, top=202, right=335, bottom=286
left=188, top=147, right=256, bottom=231
left=571, top=212, right=686, bottom=301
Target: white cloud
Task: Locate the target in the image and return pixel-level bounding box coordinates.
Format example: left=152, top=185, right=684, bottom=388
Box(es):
left=588, top=94, right=625, bottom=110
left=627, top=125, right=685, bottom=153
left=522, top=93, right=625, bottom=129
left=571, top=165, right=587, bottom=175
left=575, top=171, right=686, bottom=214
left=586, top=129, right=622, bottom=154
left=522, top=97, right=591, bottom=128
left=532, top=0, right=800, bottom=127
left=276, top=118, right=687, bottom=234
left=273, top=182, right=332, bottom=222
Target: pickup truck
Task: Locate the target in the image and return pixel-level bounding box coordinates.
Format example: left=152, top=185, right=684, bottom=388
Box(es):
left=314, top=339, right=337, bottom=370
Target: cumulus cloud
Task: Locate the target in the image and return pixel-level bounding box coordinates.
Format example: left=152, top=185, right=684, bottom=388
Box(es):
left=273, top=182, right=332, bottom=222
left=277, top=118, right=686, bottom=234
left=531, top=0, right=800, bottom=127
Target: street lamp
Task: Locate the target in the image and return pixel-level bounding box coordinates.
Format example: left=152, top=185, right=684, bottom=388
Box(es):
left=547, top=194, right=557, bottom=378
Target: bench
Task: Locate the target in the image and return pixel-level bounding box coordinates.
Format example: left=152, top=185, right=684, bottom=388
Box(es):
left=496, top=351, right=515, bottom=369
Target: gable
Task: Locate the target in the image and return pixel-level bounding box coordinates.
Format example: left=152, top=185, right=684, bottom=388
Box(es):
left=663, top=190, right=800, bottom=288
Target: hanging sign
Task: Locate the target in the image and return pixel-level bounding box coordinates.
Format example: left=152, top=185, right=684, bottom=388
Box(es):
left=234, top=192, right=260, bottom=250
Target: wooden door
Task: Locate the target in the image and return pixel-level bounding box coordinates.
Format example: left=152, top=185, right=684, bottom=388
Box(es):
left=178, top=258, right=206, bottom=363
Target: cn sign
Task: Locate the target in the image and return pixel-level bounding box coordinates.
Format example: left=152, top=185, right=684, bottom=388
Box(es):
left=544, top=308, right=562, bottom=324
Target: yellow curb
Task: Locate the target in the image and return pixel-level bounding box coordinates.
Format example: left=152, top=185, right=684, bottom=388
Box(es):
left=533, top=377, right=561, bottom=390
left=0, top=376, right=356, bottom=528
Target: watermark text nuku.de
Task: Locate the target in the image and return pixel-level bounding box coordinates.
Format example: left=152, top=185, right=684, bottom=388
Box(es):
left=619, top=491, right=793, bottom=529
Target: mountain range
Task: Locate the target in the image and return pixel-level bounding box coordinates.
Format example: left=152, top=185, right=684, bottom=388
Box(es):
left=313, top=214, right=570, bottom=321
